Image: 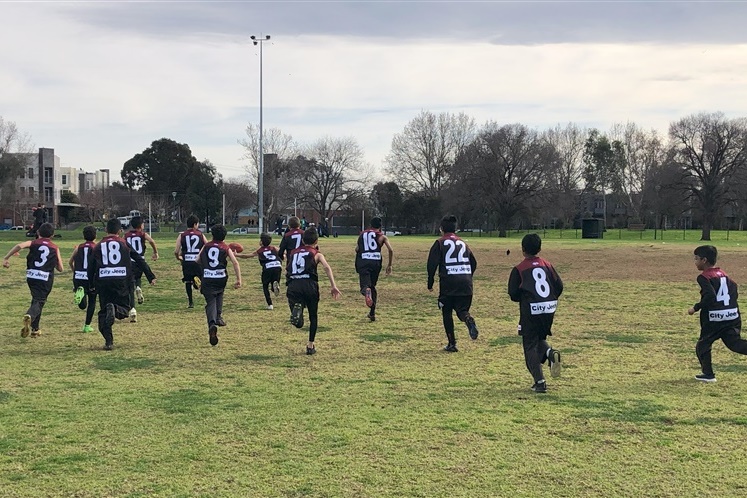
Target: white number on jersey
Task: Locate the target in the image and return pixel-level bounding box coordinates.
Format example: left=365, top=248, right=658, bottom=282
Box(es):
left=291, top=251, right=307, bottom=275
left=82, top=246, right=90, bottom=270
left=101, top=241, right=122, bottom=265
left=291, top=233, right=303, bottom=250
left=127, top=236, right=144, bottom=255
left=263, top=250, right=277, bottom=261
left=363, top=232, right=379, bottom=251
left=533, top=268, right=551, bottom=298
left=34, top=245, right=50, bottom=268
left=186, top=235, right=201, bottom=254
left=444, top=239, right=469, bottom=264
left=207, top=247, right=220, bottom=268
left=716, top=276, right=731, bottom=306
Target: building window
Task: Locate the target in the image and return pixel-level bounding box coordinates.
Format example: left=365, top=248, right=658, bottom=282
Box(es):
left=20, top=187, right=25, bottom=195
left=62, top=174, right=68, bottom=185
left=45, top=187, right=53, bottom=203
left=28, top=168, right=34, bottom=179
left=28, top=187, right=34, bottom=196
left=44, top=168, right=53, bottom=184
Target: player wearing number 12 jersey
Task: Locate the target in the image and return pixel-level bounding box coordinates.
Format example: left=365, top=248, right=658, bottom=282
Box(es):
left=508, top=233, right=563, bottom=393
left=427, top=215, right=479, bottom=352
left=2, top=223, right=63, bottom=338
left=688, top=245, right=747, bottom=383
left=174, top=215, right=208, bottom=308
left=355, top=217, right=394, bottom=321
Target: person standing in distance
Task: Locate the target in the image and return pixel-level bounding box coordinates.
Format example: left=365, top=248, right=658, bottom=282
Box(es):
left=124, top=216, right=159, bottom=322
left=427, top=215, right=479, bottom=352
left=688, top=245, right=747, bottom=382
left=508, top=233, right=563, bottom=393
left=355, top=217, right=393, bottom=321
left=174, top=215, right=207, bottom=308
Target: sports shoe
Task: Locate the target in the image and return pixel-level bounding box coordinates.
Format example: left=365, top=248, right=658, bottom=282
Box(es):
left=188, top=301, right=194, bottom=309
left=21, top=314, right=31, bottom=338
left=367, top=313, right=376, bottom=322
left=135, top=286, right=144, bottom=305
left=532, top=381, right=547, bottom=393
left=74, top=286, right=85, bottom=305
left=193, top=276, right=201, bottom=290
left=306, top=345, right=316, bottom=355
left=129, top=308, right=137, bottom=323
left=443, top=343, right=459, bottom=353
left=208, top=325, right=219, bottom=346
left=364, top=288, right=373, bottom=308
left=216, top=318, right=226, bottom=327
left=105, top=303, right=116, bottom=327
left=290, top=303, right=304, bottom=328
left=266, top=304, right=274, bottom=310
left=272, top=281, right=280, bottom=296
left=103, top=342, right=113, bottom=351
left=467, top=317, right=479, bottom=340
left=695, top=373, right=717, bottom=383
left=549, top=349, right=562, bottom=378
left=82, top=324, right=94, bottom=333
left=30, top=329, right=41, bottom=338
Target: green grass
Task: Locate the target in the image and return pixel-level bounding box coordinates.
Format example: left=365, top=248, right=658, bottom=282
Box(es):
left=2, top=232, right=747, bottom=496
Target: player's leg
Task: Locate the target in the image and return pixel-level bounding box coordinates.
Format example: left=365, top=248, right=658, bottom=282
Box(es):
left=695, top=328, right=719, bottom=380
left=261, top=270, right=273, bottom=308
left=182, top=264, right=194, bottom=307
left=27, top=282, right=50, bottom=336
left=97, top=287, right=116, bottom=349
left=134, top=269, right=144, bottom=304
left=270, top=268, right=281, bottom=296
left=368, top=267, right=381, bottom=319
left=522, top=331, right=547, bottom=392
left=454, top=295, right=478, bottom=340
left=287, top=284, right=304, bottom=328
left=305, top=287, right=319, bottom=355
left=215, top=288, right=225, bottom=326
left=74, top=279, right=87, bottom=310
left=721, top=328, right=747, bottom=355
left=84, top=290, right=97, bottom=332
left=204, top=287, right=219, bottom=346
left=439, top=296, right=457, bottom=351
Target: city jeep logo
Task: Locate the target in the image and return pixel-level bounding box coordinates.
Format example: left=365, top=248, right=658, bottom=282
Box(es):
left=99, top=267, right=127, bottom=278
left=709, top=308, right=739, bottom=322
left=530, top=300, right=558, bottom=315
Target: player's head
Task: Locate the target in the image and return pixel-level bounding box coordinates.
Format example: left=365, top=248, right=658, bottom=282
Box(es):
left=522, top=233, right=542, bottom=256
left=694, top=245, right=717, bottom=267
left=210, top=224, right=227, bottom=242
left=130, top=216, right=143, bottom=230
left=440, top=215, right=458, bottom=234
left=38, top=222, right=54, bottom=238
left=303, top=227, right=319, bottom=246
left=106, top=218, right=122, bottom=235
left=288, top=216, right=300, bottom=229
left=371, top=217, right=382, bottom=229
left=260, top=232, right=272, bottom=247
left=186, top=215, right=199, bottom=229
left=82, top=225, right=97, bottom=242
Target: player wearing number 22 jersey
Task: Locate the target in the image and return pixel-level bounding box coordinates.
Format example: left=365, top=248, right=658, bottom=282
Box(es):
left=2, top=222, right=63, bottom=338
left=427, top=215, right=479, bottom=353
left=508, top=233, right=563, bottom=393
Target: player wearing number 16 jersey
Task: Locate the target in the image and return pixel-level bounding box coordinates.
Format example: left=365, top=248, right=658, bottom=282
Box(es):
left=688, top=245, right=747, bottom=383
left=174, top=215, right=208, bottom=309
left=2, top=223, right=63, bottom=338
left=355, top=217, right=394, bottom=322
left=508, top=233, right=563, bottom=393
left=427, top=215, right=479, bottom=353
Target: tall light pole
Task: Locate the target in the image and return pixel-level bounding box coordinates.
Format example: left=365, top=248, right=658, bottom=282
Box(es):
left=251, top=34, right=270, bottom=235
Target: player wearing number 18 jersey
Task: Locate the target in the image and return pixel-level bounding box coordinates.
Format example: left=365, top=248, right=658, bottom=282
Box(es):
left=427, top=215, right=479, bottom=352
left=355, top=217, right=394, bottom=321
left=174, top=215, right=208, bottom=308
left=2, top=223, right=63, bottom=338
left=688, top=245, right=747, bottom=383
left=508, top=233, right=563, bottom=393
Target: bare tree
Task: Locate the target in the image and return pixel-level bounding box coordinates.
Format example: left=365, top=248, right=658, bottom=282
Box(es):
left=669, top=112, right=747, bottom=240
left=542, top=122, right=586, bottom=227
left=0, top=117, right=35, bottom=214
left=223, top=178, right=256, bottom=225
left=385, top=110, right=476, bottom=197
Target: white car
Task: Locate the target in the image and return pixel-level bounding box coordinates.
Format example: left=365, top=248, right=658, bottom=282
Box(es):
left=384, top=230, right=401, bottom=236
left=231, top=227, right=249, bottom=235
left=11, top=226, right=25, bottom=230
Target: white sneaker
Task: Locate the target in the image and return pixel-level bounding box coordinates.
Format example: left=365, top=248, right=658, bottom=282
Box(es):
left=135, top=286, right=144, bottom=304
left=266, top=304, right=274, bottom=310
left=129, top=308, right=137, bottom=323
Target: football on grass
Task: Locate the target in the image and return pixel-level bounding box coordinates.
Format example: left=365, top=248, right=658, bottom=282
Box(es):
left=229, top=242, right=244, bottom=254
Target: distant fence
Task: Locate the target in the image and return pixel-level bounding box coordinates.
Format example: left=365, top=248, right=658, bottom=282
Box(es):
left=461, top=228, right=747, bottom=243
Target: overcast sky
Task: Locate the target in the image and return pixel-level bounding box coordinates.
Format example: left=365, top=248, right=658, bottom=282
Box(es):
left=2, top=1, right=747, bottom=185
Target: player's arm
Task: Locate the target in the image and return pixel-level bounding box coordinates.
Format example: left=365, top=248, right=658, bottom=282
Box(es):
left=278, top=236, right=288, bottom=261
left=426, top=241, right=440, bottom=291
left=227, top=248, right=242, bottom=289
left=68, top=246, right=79, bottom=271
left=469, top=249, right=477, bottom=274
left=315, top=252, right=341, bottom=299
left=507, top=267, right=522, bottom=302
left=381, top=236, right=394, bottom=275
left=2, top=241, right=32, bottom=267
left=174, top=234, right=183, bottom=261
left=54, top=247, right=63, bottom=272
left=130, top=245, right=157, bottom=285
left=144, top=233, right=159, bottom=261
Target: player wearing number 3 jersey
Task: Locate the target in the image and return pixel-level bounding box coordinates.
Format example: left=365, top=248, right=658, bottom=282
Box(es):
left=508, top=233, right=563, bottom=393
left=2, top=223, right=63, bottom=338
left=427, top=215, right=479, bottom=353
left=688, top=245, right=747, bottom=383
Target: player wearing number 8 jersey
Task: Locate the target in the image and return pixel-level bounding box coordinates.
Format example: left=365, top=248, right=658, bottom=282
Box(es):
left=355, top=217, right=394, bottom=321
left=427, top=215, right=479, bottom=352
left=2, top=223, right=63, bottom=338
left=174, top=215, right=208, bottom=309
left=688, top=245, right=747, bottom=383
left=508, top=233, right=563, bottom=393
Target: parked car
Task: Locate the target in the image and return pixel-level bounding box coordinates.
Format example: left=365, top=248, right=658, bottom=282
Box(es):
left=230, top=227, right=249, bottom=235
left=11, top=226, right=26, bottom=230
left=384, top=230, right=402, bottom=236
left=0, top=224, right=11, bottom=231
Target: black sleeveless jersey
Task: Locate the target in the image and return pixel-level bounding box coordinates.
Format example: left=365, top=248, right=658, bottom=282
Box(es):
left=26, top=238, right=59, bottom=283
left=286, top=246, right=319, bottom=283
left=73, top=241, right=97, bottom=282
left=198, top=240, right=229, bottom=288
left=426, top=233, right=477, bottom=296
left=279, top=228, right=304, bottom=260
left=356, top=229, right=383, bottom=264
left=92, top=235, right=133, bottom=281
left=509, top=257, right=563, bottom=321
left=696, top=267, right=741, bottom=331
left=254, top=245, right=282, bottom=271
left=180, top=228, right=205, bottom=264
left=125, top=230, right=147, bottom=260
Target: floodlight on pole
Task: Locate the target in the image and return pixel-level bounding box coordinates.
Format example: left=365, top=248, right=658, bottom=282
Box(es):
left=250, top=34, right=271, bottom=235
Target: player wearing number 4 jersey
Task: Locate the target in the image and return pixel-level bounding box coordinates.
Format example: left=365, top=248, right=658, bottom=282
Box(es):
left=688, top=245, right=747, bottom=383
left=427, top=215, right=479, bottom=352
left=508, top=233, right=563, bottom=393
left=174, top=215, right=208, bottom=309
left=3, top=223, right=63, bottom=338
left=355, top=217, right=394, bottom=321
left=69, top=225, right=98, bottom=333
left=124, top=216, right=159, bottom=322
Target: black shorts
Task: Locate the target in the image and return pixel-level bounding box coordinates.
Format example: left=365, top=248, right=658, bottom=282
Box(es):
left=356, top=260, right=382, bottom=291
left=286, top=279, right=320, bottom=307
left=182, top=262, right=201, bottom=282
left=438, top=294, right=472, bottom=316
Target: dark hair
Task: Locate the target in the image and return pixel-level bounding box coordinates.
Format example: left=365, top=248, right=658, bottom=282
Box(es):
left=522, top=233, right=542, bottom=256
left=38, top=222, right=54, bottom=238
left=371, top=217, right=382, bottom=229
left=260, top=232, right=272, bottom=246
left=440, top=215, right=457, bottom=234
left=694, top=245, right=717, bottom=265
left=106, top=218, right=122, bottom=234
left=303, top=227, right=319, bottom=245
left=130, top=216, right=143, bottom=229
left=210, top=224, right=227, bottom=241
left=288, top=216, right=300, bottom=229
left=82, top=225, right=97, bottom=241
left=186, top=215, right=199, bottom=228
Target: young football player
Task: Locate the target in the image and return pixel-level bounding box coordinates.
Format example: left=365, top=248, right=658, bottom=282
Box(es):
left=236, top=232, right=282, bottom=310
left=508, top=233, right=563, bottom=393
left=427, top=215, right=479, bottom=353
left=69, top=225, right=98, bottom=333
left=3, top=222, right=63, bottom=338
left=174, top=215, right=207, bottom=308
left=355, top=217, right=394, bottom=321
left=286, top=228, right=341, bottom=355
left=124, top=216, right=159, bottom=322
left=688, top=245, right=747, bottom=382
left=278, top=216, right=304, bottom=262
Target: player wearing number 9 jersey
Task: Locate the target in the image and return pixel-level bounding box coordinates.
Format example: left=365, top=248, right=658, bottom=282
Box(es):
left=90, top=218, right=156, bottom=350
left=2, top=223, right=63, bottom=338
left=174, top=215, right=208, bottom=308
left=688, top=245, right=747, bottom=383
left=508, top=233, right=563, bottom=393
left=427, top=215, right=479, bottom=353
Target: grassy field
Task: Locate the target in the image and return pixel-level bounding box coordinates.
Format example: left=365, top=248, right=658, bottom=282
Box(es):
left=2, top=230, right=747, bottom=497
